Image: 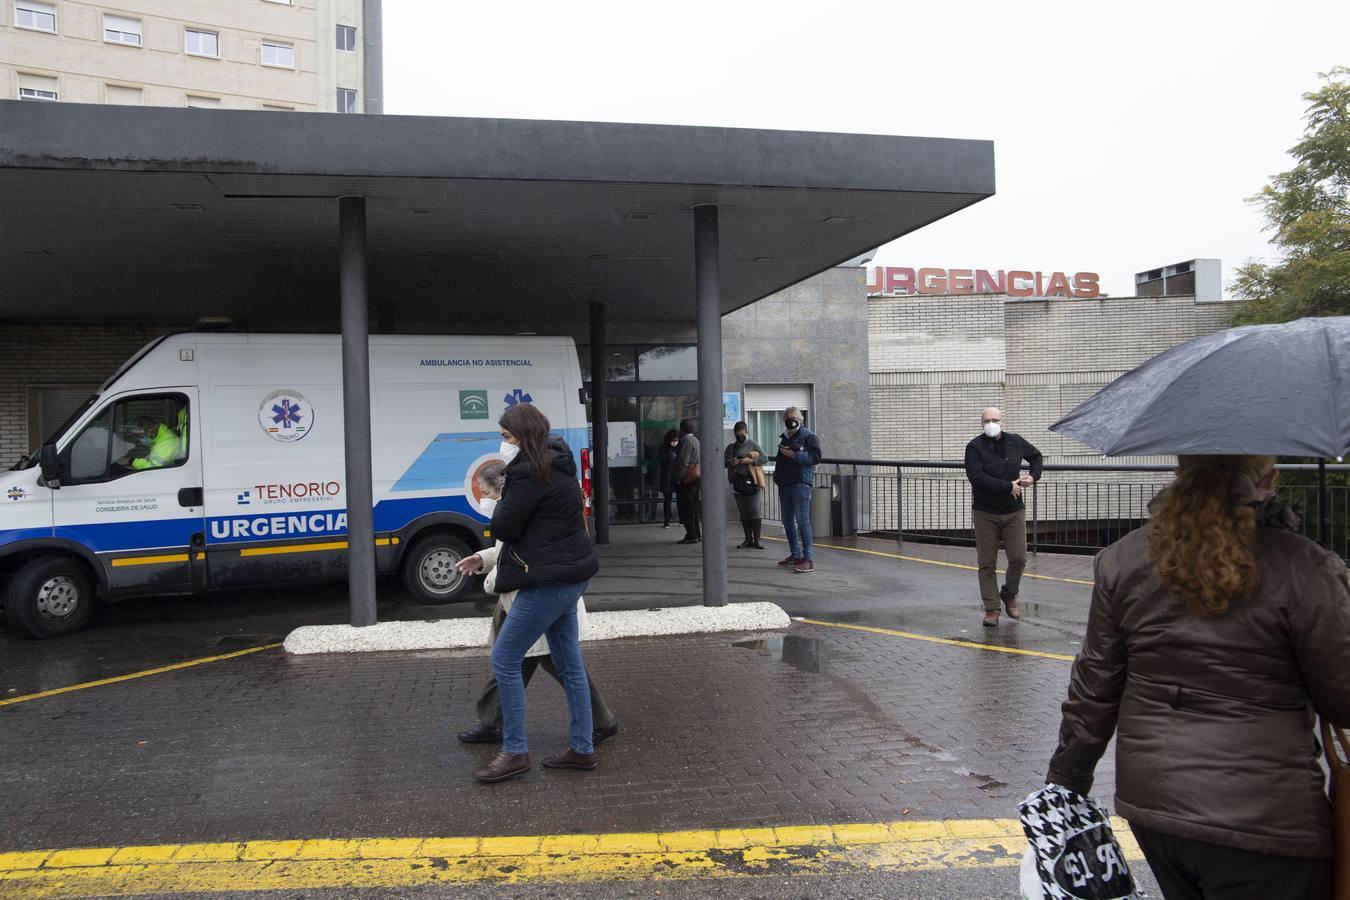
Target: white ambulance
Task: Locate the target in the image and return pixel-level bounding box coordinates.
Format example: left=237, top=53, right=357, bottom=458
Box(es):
left=0, top=333, right=592, bottom=638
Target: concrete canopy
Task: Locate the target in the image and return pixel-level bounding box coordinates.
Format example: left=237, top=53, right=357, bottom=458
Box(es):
left=0, top=101, right=993, bottom=327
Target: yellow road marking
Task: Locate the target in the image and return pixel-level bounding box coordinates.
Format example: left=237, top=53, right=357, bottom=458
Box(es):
left=798, top=618, right=1077, bottom=662
left=238, top=536, right=398, bottom=557
left=0, top=644, right=281, bottom=709
left=109, top=553, right=190, bottom=568
left=766, top=535, right=1095, bottom=586
left=0, top=817, right=1142, bottom=896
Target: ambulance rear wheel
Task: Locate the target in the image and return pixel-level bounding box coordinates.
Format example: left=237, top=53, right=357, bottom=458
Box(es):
left=5, top=556, right=96, bottom=639
left=402, top=534, right=472, bottom=604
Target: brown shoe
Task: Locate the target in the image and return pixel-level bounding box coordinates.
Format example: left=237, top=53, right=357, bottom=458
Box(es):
left=982, top=610, right=1000, bottom=627
left=542, top=748, right=597, bottom=770
left=793, top=560, right=815, bottom=574
left=1000, top=586, right=1021, bottom=620
left=474, top=751, right=531, bottom=783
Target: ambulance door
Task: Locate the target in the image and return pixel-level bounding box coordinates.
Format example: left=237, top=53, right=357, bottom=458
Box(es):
left=52, top=390, right=203, bottom=595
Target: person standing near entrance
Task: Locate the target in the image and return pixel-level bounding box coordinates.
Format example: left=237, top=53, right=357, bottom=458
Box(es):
left=658, top=429, right=680, bottom=529
left=675, top=418, right=701, bottom=544
left=725, top=421, right=766, bottom=550
left=774, top=407, right=822, bottom=574
left=964, top=407, right=1042, bottom=626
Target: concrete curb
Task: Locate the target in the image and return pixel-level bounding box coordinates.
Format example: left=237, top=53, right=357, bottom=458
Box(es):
left=283, top=602, right=792, bottom=655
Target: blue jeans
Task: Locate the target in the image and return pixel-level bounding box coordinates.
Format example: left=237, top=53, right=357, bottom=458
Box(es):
left=779, top=483, right=813, bottom=561
left=490, top=580, right=593, bottom=755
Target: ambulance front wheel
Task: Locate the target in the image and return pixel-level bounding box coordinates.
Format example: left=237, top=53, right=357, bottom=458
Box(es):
left=401, top=534, right=473, bottom=604
left=4, top=556, right=97, bottom=639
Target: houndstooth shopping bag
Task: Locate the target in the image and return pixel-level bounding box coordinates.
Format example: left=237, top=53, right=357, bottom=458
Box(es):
left=1019, top=784, right=1141, bottom=900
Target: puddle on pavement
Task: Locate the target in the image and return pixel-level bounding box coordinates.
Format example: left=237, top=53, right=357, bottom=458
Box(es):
left=733, top=634, right=1014, bottom=795
left=732, top=635, right=826, bottom=674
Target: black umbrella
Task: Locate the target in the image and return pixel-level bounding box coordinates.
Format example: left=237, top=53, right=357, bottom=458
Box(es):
left=1053, top=316, right=1348, bottom=546
left=1051, top=316, right=1350, bottom=459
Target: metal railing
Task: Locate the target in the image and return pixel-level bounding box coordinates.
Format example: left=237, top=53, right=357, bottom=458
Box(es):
left=762, top=459, right=1350, bottom=563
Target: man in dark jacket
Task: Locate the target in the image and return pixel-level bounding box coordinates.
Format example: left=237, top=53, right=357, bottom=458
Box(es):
left=963, top=407, right=1042, bottom=626
left=773, top=406, right=823, bottom=574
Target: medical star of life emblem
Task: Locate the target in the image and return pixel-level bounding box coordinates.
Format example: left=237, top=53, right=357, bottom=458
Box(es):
left=272, top=399, right=303, bottom=429
left=504, top=388, right=533, bottom=408
left=258, top=390, right=314, bottom=443
left=7, top=486, right=26, bottom=501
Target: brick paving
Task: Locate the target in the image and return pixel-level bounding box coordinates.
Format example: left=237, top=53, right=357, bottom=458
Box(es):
left=0, top=617, right=1102, bottom=853
left=0, top=521, right=1125, bottom=897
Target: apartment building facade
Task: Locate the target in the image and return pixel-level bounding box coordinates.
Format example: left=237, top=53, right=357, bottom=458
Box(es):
left=0, top=0, right=377, bottom=112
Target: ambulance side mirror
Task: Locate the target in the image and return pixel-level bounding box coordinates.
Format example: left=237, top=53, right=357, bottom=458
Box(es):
left=39, top=443, right=61, bottom=489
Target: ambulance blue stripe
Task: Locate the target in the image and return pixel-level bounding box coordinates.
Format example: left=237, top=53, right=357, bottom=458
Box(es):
left=0, top=526, right=58, bottom=545
left=203, top=495, right=487, bottom=545
left=391, top=427, right=588, bottom=492
left=53, top=519, right=200, bottom=554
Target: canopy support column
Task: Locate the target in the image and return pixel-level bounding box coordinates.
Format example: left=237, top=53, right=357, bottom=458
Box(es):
left=695, top=204, right=727, bottom=607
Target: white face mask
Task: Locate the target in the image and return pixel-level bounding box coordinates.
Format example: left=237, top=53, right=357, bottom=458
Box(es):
left=983, top=422, right=1002, bottom=439
left=478, top=497, right=497, bottom=516
left=499, top=441, right=520, bottom=460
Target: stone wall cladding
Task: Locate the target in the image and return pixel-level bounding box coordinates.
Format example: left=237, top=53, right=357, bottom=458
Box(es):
left=724, top=267, right=872, bottom=461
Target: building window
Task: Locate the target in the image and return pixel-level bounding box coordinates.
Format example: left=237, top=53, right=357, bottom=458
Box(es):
left=14, top=0, right=56, bottom=32
left=17, top=73, right=58, bottom=101
left=185, top=95, right=221, bottom=109
left=637, top=346, right=697, bottom=381
left=185, top=28, right=219, bottom=58
left=336, top=24, right=356, bottom=51
left=103, top=13, right=141, bottom=46
left=744, top=384, right=812, bottom=456
left=336, top=87, right=357, bottom=114
left=261, top=40, right=294, bottom=68
left=105, top=84, right=143, bottom=105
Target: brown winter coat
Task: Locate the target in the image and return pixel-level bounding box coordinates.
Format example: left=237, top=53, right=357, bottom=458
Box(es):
left=1047, top=502, right=1350, bottom=858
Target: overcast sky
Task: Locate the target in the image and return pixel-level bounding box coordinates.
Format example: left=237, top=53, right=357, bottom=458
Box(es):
left=385, top=1, right=1349, bottom=298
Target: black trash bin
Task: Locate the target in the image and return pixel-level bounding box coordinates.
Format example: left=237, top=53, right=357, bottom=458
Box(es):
left=831, top=475, right=857, bottom=537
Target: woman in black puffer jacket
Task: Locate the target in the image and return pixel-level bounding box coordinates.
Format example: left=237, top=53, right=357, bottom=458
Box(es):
left=472, top=403, right=599, bottom=784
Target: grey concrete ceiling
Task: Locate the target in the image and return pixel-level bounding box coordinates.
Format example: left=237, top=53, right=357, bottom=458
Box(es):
left=0, top=102, right=994, bottom=327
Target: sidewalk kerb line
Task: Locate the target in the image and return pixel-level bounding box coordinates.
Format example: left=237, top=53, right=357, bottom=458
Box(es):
left=798, top=618, right=1077, bottom=662
left=0, top=817, right=1143, bottom=896
left=765, top=536, right=1095, bottom=586
left=0, top=644, right=282, bottom=709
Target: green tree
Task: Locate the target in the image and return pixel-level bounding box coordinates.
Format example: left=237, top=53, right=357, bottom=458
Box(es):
left=1232, top=67, right=1350, bottom=325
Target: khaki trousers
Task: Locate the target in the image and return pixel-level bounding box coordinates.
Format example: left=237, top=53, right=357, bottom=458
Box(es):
left=973, top=509, right=1027, bottom=612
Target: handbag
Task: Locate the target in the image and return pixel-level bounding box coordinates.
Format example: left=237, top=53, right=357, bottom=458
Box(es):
left=1321, top=718, right=1350, bottom=900
left=1019, top=784, right=1140, bottom=899
left=681, top=463, right=701, bottom=485
left=732, top=474, right=759, bottom=496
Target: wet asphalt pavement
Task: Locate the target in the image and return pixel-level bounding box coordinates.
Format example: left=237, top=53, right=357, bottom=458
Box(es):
left=0, top=526, right=1163, bottom=897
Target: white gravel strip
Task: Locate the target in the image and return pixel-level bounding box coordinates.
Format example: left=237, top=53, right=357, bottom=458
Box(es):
left=284, top=602, right=791, bottom=655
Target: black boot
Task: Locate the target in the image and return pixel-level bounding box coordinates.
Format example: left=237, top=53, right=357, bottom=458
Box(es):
left=737, top=519, right=753, bottom=549
left=750, top=519, right=766, bottom=550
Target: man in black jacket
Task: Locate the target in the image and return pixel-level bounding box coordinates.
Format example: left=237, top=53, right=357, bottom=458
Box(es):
left=963, top=407, right=1043, bottom=627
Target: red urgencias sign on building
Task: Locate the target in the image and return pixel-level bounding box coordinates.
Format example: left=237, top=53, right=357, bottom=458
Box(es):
left=866, top=267, right=1101, bottom=298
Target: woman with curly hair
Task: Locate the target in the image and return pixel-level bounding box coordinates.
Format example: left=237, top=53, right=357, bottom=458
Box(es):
left=1047, top=455, right=1350, bottom=899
